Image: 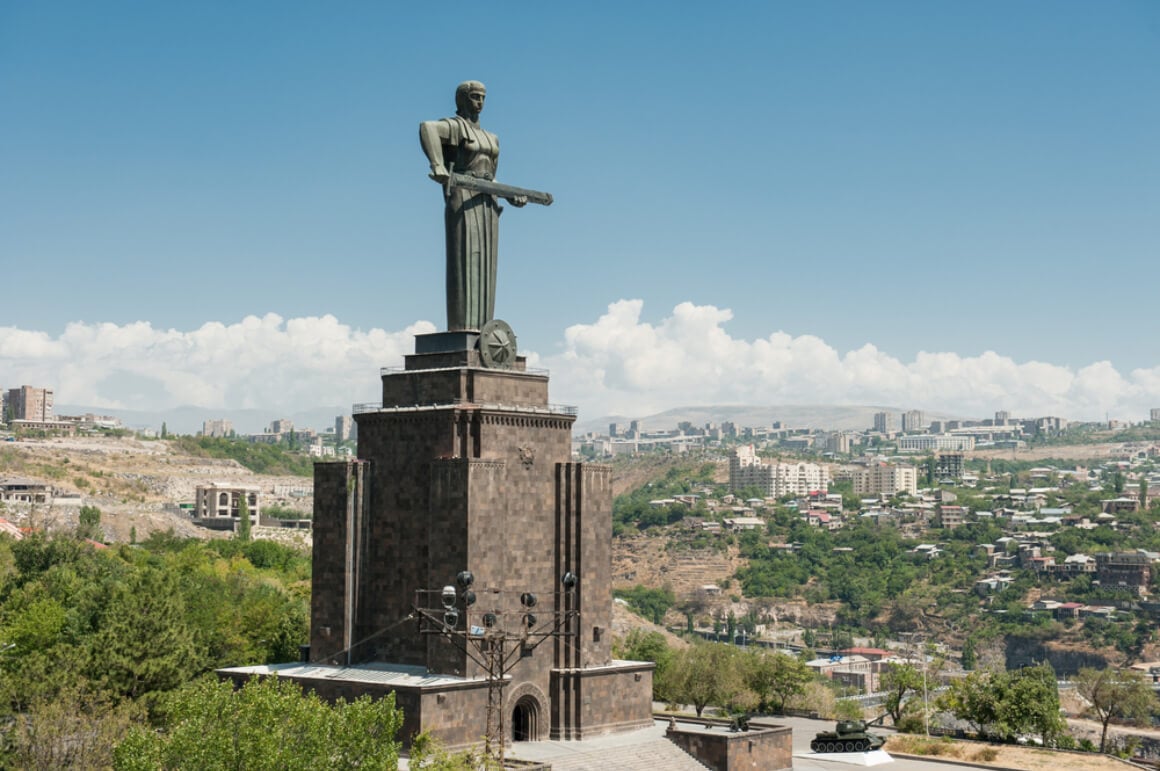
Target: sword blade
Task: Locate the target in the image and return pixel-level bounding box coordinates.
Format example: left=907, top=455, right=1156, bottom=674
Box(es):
left=447, top=172, right=554, bottom=206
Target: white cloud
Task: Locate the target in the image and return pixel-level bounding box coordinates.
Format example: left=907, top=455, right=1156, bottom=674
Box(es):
left=532, top=300, right=1160, bottom=422
left=0, top=314, right=434, bottom=411
left=2, top=302, right=1159, bottom=424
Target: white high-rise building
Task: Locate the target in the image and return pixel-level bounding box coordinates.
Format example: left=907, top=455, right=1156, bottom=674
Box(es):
left=730, top=445, right=830, bottom=497
left=838, top=462, right=918, bottom=497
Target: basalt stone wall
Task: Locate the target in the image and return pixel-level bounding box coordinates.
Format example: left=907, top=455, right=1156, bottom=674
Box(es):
left=310, top=460, right=367, bottom=663
left=352, top=408, right=458, bottom=666
left=665, top=721, right=793, bottom=771
left=381, top=367, right=550, bottom=408
left=550, top=663, right=654, bottom=740
left=553, top=462, right=614, bottom=671
left=311, top=359, right=650, bottom=744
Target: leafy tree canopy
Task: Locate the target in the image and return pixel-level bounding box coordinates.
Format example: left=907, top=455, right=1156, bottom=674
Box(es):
left=115, top=675, right=403, bottom=771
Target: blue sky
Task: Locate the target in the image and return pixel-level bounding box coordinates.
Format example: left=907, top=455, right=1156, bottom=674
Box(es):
left=2, top=2, right=1158, bottom=423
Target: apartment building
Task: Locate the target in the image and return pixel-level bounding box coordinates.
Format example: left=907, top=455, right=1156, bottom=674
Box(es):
left=837, top=462, right=918, bottom=497
left=4, top=386, right=54, bottom=421
left=729, top=445, right=830, bottom=497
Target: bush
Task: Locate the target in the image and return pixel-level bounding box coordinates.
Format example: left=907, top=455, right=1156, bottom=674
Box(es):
left=971, top=747, right=999, bottom=762
left=115, top=676, right=403, bottom=770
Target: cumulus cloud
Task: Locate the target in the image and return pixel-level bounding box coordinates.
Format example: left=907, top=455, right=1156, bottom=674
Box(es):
left=532, top=300, right=1160, bottom=422
left=2, top=302, right=1158, bottom=423
left=0, top=314, right=435, bottom=412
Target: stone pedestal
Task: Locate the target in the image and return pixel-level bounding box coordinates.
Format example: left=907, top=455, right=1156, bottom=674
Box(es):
left=297, top=335, right=652, bottom=746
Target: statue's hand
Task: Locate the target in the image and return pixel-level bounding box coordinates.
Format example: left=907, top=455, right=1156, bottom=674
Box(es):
left=507, top=195, right=528, bottom=208
left=429, top=166, right=449, bottom=183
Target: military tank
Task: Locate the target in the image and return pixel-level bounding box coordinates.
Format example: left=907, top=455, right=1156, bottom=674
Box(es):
left=809, top=716, right=887, bottom=753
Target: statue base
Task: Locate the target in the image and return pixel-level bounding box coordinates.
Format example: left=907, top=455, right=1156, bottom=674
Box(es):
left=415, top=331, right=479, bottom=355
left=409, top=328, right=525, bottom=371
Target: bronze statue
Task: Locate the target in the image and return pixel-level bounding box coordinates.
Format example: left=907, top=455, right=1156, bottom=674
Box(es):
left=420, top=81, right=551, bottom=332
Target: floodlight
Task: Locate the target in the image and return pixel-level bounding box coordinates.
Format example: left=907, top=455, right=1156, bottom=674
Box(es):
left=520, top=592, right=537, bottom=608
left=561, top=571, right=578, bottom=590
left=456, top=570, right=475, bottom=589
left=441, top=585, right=457, bottom=610
left=443, top=609, right=459, bottom=628
left=463, top=589, right=477, bottom=606
left=523, top=613, right=537, bottom=629
left=483, top=612, right=498, bottom=628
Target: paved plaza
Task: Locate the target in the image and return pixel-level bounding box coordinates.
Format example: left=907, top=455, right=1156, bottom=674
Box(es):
left=500, top=715, right=995, bottom=771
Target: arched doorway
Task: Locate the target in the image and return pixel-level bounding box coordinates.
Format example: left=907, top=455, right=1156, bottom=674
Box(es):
left=511, top=696, right=539, bottom=742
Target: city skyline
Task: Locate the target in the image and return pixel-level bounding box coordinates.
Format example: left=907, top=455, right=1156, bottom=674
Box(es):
left=2, top=3, right=1157, bottom=422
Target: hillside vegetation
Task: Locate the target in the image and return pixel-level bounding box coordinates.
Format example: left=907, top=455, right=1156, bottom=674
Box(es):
left=170, top=436, right=315, bottom=477
left=0, top=529, right=312, bottom=765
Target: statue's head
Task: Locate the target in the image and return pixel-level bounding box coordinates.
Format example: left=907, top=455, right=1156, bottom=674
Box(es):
left=455, top=80, right=487, bottom=118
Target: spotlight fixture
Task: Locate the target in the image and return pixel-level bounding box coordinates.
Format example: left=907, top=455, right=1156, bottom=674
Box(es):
left=463, top=589, right=477, bottom=606
left=523, top=613, right=537, bottom=629
left=520, top=592, right=537, bottom=608
left=456, top=570, right=475, bottom=589
left=443, top=609, right=459, bottom=628
left=561, top=571, right=578, bottom=590
left=483, top=612, right=498, bottom=628
left=441, top=586, right=457, bottom=610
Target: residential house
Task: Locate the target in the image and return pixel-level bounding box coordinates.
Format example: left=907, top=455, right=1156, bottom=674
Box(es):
left=804, top=510, right=842, bottom=531
left=0, top=477, right=53, bottom=504
left=936, top=505, right=966, bottom=529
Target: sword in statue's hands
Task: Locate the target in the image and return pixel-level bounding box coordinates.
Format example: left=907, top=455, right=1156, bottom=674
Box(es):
left=439, top=167, right=553, bottom=207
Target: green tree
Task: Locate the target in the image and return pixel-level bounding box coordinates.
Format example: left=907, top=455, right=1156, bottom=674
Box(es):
left=77, top=505, right=102, bottom=542
left=961, top=636, right=977, bottom=671
left=160, top=422, right=168, bottom=439
left=613, top=585, right=675, bottom=624
left=744, top=649, right=812, bottom=714
left=236, top=493, right=252, bottom=542
left=408, top=734, right=502, bottom=770
left=1075, top=667, right=1158, bottom=753
left=114, top=675, right=404, bottom=770
left=881, top=662, right=924, bottom=724
left=93, top=568, right=201, bottom=701
left=1005, top=663, right=1066, bottom=747
left=615, top=629, right=674, bottom=700
left=6, top=683, right=142, bottom=770
left=937, top=665, right=1064, bottom=744
left=938, top=670, right=1005, bottom=739
left=834, top=699, right=864, bottom=720
left=664, top=642, right=746, bottom=717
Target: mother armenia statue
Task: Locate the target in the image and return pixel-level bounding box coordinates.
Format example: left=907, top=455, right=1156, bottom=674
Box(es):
left=419, top=81, right=552, bottom=333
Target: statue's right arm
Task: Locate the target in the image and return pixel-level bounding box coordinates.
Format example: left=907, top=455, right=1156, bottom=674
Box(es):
left=419, top=120, right=452, bottom=182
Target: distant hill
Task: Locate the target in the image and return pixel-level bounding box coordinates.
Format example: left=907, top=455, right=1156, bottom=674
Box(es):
left=575, top=404, right=963, bottom=436
left=60, top=402, right=965, bottom=439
